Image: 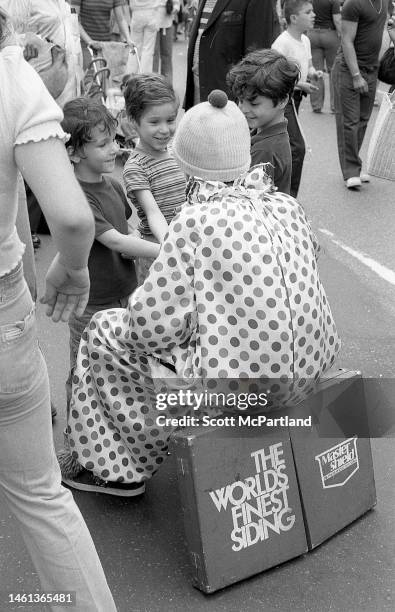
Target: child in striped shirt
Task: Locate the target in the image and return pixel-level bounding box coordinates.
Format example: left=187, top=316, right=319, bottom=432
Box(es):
left=123, top=73, right=187, bottom=284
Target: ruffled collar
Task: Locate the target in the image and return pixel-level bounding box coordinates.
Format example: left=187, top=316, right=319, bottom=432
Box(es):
left=186, top=163, right=276, bottom=204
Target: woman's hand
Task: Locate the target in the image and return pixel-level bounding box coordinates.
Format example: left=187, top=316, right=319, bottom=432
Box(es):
left=41, top=255, right=90, bottom=322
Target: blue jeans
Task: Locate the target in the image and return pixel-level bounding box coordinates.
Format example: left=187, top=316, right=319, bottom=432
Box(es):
left=0, top=263, right=116, bottom=612
left=308, top=28, right=340, bottom=112
left=332, top=59, right=378, bottom=180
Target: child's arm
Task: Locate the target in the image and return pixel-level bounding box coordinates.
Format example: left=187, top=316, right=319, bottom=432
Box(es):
left=133, top=189, right=169, bottom=243
left=295, top=80, right=319, bottom=94
left=97, top=229, right=160, bottom=259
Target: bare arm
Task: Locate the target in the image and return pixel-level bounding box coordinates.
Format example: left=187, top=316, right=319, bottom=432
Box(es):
left=15, top=138, right=95, bottom=321
left=73, top=4, right=102, bottom=49
left=97, top=229, right=160, bottom=258
left=134, top=190, right=169, bottom=243
left=341, top=20, right=368, bottom=93
left=332, top=13, right=341, bottom=37
left=114, top=5, right=134, bottom=46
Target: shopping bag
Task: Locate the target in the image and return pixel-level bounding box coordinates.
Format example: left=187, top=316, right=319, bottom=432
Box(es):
left=367, top=91, right=395, bottom=181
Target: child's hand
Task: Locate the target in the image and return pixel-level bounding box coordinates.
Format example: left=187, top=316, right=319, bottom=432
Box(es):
left=313, top=70, right=324, bottom=80
left=299, top=82, right=319, bottom=94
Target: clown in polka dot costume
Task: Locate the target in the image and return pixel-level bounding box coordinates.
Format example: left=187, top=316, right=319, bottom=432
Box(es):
left=62, top=91, right=340, bottom=491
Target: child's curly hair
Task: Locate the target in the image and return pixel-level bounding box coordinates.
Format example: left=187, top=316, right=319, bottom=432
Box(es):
left=61, top=97, right=118, bottom=152
left=227, top=49, right=300, bottom=106
left=123, top=73, right=178, bottom=123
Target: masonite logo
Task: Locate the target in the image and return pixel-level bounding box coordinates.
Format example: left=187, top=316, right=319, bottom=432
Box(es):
left=315, top=437, right=359, bottom=489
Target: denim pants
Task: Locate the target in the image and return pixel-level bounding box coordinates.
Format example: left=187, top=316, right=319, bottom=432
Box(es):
left=153, top=27, right=174, bottom=83
left=131, top=9, right=159, bottom=72
left=284, top=92, right=306, bottom=198
left=332, top=59, right=378, bottom=180
left=66, top=296, right=129, bottom=412
left=0, top=263, right=116, bottom=612
left=308, top=28, right=339, bottom=112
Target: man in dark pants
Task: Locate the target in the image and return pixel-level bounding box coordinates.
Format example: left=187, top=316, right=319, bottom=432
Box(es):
left=184, top=0, right=281, bottom=110
left=332, top=0, right=388, bottom=189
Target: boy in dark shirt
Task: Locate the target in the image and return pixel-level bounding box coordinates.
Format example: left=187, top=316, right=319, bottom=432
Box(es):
left=61, top=97, right=160, bottom=411
left=227, top=49, right=300, bottom=194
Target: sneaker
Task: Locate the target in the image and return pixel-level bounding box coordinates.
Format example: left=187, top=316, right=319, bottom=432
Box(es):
left=345, top=176, right=362, bottom=189
left=62, top=470, right=146, bottom=497
left=360, top=172, right=371, bottom=183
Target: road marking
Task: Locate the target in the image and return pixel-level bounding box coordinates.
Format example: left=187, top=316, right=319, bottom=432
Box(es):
left=318, top=228, right=395, bottom=286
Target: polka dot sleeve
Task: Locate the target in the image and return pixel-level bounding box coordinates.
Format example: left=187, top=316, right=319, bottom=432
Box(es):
left=127, top=206, right=198, bottom=353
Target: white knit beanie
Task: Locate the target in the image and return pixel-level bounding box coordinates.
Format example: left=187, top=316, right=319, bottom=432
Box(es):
left=172, top=90, right=251, bottom=183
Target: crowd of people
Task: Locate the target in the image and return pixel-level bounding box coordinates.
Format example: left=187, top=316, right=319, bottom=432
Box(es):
left=1, top=0, right=394, bottom=609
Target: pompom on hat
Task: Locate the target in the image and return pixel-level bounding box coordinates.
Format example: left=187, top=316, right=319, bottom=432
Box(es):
left=172, top=90, right=251, bottom=183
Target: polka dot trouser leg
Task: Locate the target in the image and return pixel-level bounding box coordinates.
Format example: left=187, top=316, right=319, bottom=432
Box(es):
left=67, top=309, right=183, bottom=483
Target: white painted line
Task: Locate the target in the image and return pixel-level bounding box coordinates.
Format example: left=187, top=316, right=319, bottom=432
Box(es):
left=318, top=228, right=395, bottom=286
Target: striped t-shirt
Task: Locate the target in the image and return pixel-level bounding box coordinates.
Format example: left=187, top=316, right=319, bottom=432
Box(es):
left=123, top=150, right=187, bottom=237
left=71, top=0, right=126, bottom=41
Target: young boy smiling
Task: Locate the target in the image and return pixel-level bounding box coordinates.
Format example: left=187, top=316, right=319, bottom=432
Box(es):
left=227, top=49, right=300, bottom=194
left=123, top=74, right=187, bottom=284
left=61, top=97, right=160, bottom=413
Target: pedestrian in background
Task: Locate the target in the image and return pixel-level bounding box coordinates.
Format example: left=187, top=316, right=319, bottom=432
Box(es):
left=0, top=10, right=116, bottom=609
left=130, top=0, right=161, bottom=72
left=308, top=0, right=341, bottom=113
left=332, top=0, right=389, bottom=189
left=184, top=0, right=281, bottom=109
left=272, top=0, right=323, bottom=197
left=153, top=0, right=180, bottom=83
left=71, top=0, right=134, bottom=69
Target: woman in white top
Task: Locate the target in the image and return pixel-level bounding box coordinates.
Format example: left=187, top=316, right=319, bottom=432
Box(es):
left=0, top=9, right=115, bottom=610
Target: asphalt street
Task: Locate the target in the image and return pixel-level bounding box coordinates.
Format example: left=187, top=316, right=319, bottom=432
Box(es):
left=0, top=38, right=394, bottom=612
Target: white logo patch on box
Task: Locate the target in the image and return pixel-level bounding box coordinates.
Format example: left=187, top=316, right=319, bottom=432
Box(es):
left=315, top=437, right=359, bottom=489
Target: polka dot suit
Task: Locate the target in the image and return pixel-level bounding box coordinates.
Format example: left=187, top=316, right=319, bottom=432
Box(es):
left=67, top=166, right=340, bottom=483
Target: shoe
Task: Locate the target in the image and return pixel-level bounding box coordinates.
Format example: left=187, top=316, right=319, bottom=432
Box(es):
left=31, top=232, right=41, bottom=249
left=62, top=469, right=146, bottom=497
left=345, top=176, right=362, bottom=189
left=360, top=172, right=371, bottom=183
left=51, top=402, right=57, bottom=420
left=312, top=109, right=322, bottom=113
